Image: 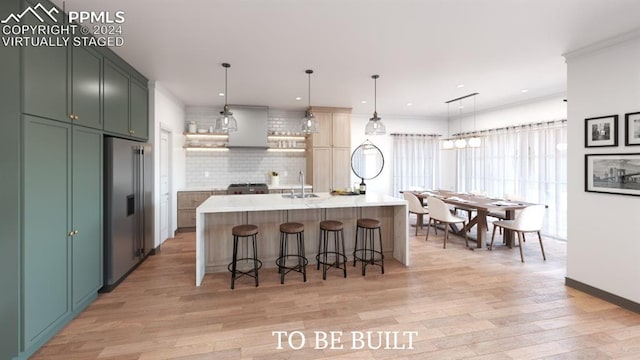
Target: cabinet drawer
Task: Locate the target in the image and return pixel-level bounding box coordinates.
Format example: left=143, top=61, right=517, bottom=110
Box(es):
left=177, top=191, right=211, bottom=209
left=178, top=209, right=197, bottom=228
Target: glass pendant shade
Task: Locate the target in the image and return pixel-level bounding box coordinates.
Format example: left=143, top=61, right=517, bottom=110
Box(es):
left=365, top=114, right=386, bottom=135
left=468, top=136, right=482, bottom=147
left=442, top=140, right=454, bottom=149
left=213, top=63, right=237, bottom=133
left=301, top=69, right=319, bottom=134
left=216, top=105, right=237, bottom=132
left=301, top=110, right=318, bottom=134
left=365, top=74, right=386, bottom=135
left=454, top=138, right=467, bottom=148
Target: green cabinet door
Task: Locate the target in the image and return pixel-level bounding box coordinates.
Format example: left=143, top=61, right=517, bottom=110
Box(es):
left=71, top=47, right=102, bottom=129
left=23, top=115, right=71, bottom=349
left=22, top=13, right=68, bottom=122
left=130, top=79, right=149, bottom=140
left=71, top=127, right=103, bottom=310
left=103, top=60, right=130, bottom=136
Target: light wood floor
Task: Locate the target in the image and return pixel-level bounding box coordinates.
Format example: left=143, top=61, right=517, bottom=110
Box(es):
left=32, top=223, right=640, bottom=359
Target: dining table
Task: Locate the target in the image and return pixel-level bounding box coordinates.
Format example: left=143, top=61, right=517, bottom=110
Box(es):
left=407, top=190, right=543, bottom=249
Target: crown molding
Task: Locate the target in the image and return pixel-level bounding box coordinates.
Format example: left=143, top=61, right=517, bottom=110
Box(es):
left=563, top=27, right=640, bottom=61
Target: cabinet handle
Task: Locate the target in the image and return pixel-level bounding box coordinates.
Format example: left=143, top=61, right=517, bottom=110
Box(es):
left=130, top=130, right=135, bottom=134
left=74, top=230, right=79, bottom=235
left=68, top=231, right=75, bottom=236
left=74, top=115, right=79, bottom=120
left=69, top=114, right=75, bottom=120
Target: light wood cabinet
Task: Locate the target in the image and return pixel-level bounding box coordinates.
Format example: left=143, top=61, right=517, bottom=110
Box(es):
left=332, top=147, right=352, bottom=190
left=177, top=191, right=225, bottom=231
left=177, top=191, right=211, bottom=231
left=306, top=107, right=352, bottom=192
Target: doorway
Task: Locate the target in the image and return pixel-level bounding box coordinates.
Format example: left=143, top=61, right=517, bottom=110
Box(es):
left=159, top=129, right=171, bottom=244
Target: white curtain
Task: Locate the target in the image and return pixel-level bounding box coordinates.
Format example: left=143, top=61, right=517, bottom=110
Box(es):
left=456, top=121, right=567, bottom=239
left=393, top=134, right=440, bottom=198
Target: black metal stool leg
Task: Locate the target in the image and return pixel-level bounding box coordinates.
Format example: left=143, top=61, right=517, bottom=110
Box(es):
left=317, top=229, right=322, bottom=270
left=340, top=229, right=347, bottom=278
left=252, top=234, right=259, bottom=287
left=379, top=227, right=384, bottom=274
left=231, top=235, right=238, bottom=289
left=322, top=229, right=328, bottom=280
left=353, top=226, right=360, bottom=267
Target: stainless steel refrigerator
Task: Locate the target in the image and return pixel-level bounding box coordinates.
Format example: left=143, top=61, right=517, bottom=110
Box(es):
left=103, top=137, right=154, bottom=291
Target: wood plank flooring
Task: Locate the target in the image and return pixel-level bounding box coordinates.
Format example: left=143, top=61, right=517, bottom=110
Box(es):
left=31, top=223, right=640, bottom=359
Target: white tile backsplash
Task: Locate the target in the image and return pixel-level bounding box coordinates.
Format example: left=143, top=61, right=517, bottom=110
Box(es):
left=185, top=107, right=307, bottom=187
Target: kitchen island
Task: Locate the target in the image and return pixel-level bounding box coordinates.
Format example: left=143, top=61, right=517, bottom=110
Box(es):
left=195, top=192, right=408, bottom=286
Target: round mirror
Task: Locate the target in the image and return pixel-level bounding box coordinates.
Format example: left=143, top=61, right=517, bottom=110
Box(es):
left=351, top=140, right=384, bottom=181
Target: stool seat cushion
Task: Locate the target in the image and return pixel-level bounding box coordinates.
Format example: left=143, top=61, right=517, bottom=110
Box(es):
left=280, top=222, right=304, bottom=233
left=320, top=220, right=344, bottom=231
left=357, top=218, right=381, bottom=228
left=232, top=224, right=259, bottom=237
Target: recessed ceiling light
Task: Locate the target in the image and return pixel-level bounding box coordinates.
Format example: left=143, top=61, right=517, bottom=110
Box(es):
left=457, top=84, right=465, bottom=88
left=218, top=92, right=225, bottom=97
left=295, top=97, right=302, bottom=101
left=521, top=89, right=529, bottom=93
left=361, top=100, right=367, bottom=104
left=406, top=103, right=413, bottom=106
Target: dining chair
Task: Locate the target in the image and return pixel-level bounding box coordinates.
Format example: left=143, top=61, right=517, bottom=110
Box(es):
left=488, top=193, right=525, bottom=236
left=403, top=192, right=429, bottom=236
left=425, top=196, right=468, bottom=248
left=489, top=204, right=546, bottom=262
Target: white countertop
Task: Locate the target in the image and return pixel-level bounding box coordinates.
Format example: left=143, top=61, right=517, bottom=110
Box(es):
left=197, top=192, right=406, bottom=213
left=179, top=184, right=312, bottom=192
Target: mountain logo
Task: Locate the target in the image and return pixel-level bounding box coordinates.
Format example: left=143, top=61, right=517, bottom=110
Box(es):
left=1, top=3, right=59, bottom=24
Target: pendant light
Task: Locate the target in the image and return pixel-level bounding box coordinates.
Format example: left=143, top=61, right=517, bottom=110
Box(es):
left=468, top=95, right=482, bottom=147
left=442, top=102, right=454, bottom=149
left=214, top=63, right=238, bottom=133
left=301, top=69, right=319, bottom=134
left=454, top=100, right=467, bottom=148
left=365, top=74, right=386, bottom=135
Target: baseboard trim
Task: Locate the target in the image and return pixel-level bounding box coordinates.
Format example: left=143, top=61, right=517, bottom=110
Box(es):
left=100, top=255, right=148, bottom=293
left=565, top=277, right=640, bottom=314
left=148, top=244, right=161, bottom=255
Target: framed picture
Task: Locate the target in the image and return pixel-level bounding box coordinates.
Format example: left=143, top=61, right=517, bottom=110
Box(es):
left=585, top=153, right=640, bottom=196
left=625, top=112, right=640, bottom=146
left=585, top=115, right=618, bottom=147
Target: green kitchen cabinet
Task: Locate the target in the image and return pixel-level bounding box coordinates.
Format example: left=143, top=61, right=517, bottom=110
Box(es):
left=22, top=11, right=67, bottom=123
left=22, top=115, right=103, bottom=354
left=103, top=59, right=130, bottom=136
left=71, top=127, right=103, bottom=310
left=70, top=46, right=103, bottom=129
left=23, top=116, right=72, bottom=349
left=23, top=17, right=103, bottom=129
left=103, top=58, right=149, bottom=141
left=130, top=78, right=149, bottom=140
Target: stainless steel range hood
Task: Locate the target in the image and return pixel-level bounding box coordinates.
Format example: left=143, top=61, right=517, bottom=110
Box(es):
left=227, top=105, right=269, bottom=148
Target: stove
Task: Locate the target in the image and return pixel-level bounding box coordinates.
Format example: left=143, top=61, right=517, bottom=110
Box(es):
left=227, top=183, right=270, bottom=195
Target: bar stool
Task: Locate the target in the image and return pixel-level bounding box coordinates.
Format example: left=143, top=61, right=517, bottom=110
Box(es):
left=353, top=218, right=385, bottom=276
left=276, top=222, right=308, bottom=284
left=228, top=224, right=262, bottom=289
left=316, top=220, right=347, bottom=280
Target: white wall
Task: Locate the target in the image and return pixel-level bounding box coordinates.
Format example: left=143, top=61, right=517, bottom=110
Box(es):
left=565, top=31, right=640, bottom=303
left=149, top=82, right=186, bottom=246
left=350, top=114, right=448, bottom=196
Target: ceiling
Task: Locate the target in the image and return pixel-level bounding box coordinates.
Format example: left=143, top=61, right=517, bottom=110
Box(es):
left=53, top=0, right=640, bottom=118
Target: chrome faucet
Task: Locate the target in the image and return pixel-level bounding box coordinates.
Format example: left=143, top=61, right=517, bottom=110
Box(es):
left=299, top=171, right=305, bottom=198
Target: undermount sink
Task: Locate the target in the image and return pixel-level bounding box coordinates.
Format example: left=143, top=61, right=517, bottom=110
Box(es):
left=282, top=193, right=319, bottom=199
